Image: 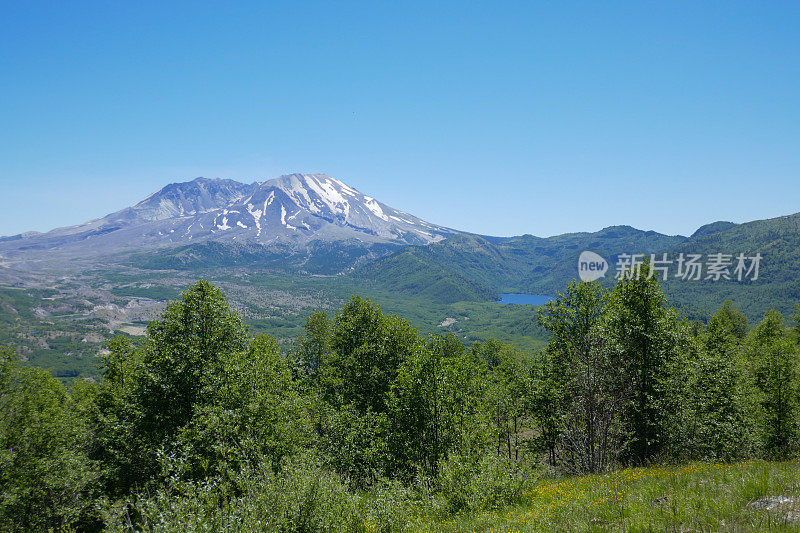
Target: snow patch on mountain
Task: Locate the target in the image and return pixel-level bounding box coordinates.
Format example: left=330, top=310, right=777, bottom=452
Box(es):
left=246, top=204, right=263, bottom=236
left=364, top=197, right=389, bottom=221
left=0, top=173, right=458, bottom=261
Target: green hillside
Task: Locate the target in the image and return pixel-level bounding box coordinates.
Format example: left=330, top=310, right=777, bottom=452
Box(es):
left=354, top=213, right=800, bottom=322
left=351, top=227, right=687, bottom=295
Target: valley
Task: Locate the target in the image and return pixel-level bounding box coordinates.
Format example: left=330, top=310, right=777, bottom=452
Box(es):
left=2, top=174, right=799, bottom=382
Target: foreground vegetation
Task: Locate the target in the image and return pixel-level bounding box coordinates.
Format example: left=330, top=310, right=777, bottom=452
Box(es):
left=2, top=262, right=800, bottom=531
left=98, top=459, right=800, bottom=532
left=430, top=460, right=800, bottom=532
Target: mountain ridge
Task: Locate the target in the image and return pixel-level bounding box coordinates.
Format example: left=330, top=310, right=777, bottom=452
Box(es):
left=0, top=174, right=457, bottom=266
left=3, top=173, right=800, bottom=323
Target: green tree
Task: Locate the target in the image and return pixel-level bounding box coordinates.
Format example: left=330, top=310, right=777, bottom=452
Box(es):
left=389, top=333, right=490, bottom=479
left=323, top=296, right=418, bottom=415
left=748, top=310, right=799, bottom=457
left=528, top=350, right=560, bottom=466
left=679, top=307, right=756, bottom=460
left=476, top=340, right=529, bottom=462
left=714, top=300, right=749, bottom=339
left=536, top=281, right=628, bottom=473
left=177, top=334, right=312, bottom=480
left=0, top=348, right=99, bottom=531
left=603, top=265, right=681, bottom=465
left=84, top=336, right=145, bottom=497
left=317, top=296, right=421, bottom=486
left=134, top=281, right=247, bottom=474
left=292, top=310, right=331, bottom=381
left=95, top=281, right=255, bottom=491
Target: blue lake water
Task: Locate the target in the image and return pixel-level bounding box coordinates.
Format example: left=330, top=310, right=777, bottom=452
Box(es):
left=496, top=293, right=552, bottom=305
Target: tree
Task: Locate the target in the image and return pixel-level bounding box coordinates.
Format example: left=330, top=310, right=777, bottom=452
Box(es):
left=178, top=334, right=312, bottom=479
left=0, top=348, right=99, bottom=531
left=389, top=334, right=491, bottom=479
left=318, top=296, right=421, bottom=486
left=603, top=264, right=681, bottom=465
left=679, top=306, right=756, bottom=460
left=137, top=282, right=246, bottom=450
left=476, top=340, right=529, bottom=462
left=536, top=281, right=628, bottom=473
left=748, top=310, right=799, bottom=457
left=714, top=299, right=749, bottom=339
left=292, top=310, right=331, bottom=381
left=528, top=350, right=560, bottom=466
left=790, top=303, right=800, bottom=345
left=389, top=336, right=450, bottom=478
left=97, top=281, right=249, bottom=490
left=323, top=296, right=418, bottom=415
left=85, top=336, right=145, bottom=497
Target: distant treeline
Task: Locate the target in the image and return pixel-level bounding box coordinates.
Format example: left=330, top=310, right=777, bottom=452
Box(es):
left=1, top=267, right=799, bottom=531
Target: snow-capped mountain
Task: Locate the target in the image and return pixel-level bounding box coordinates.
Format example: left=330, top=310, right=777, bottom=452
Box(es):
left=205, top=174, right=452, bottom=245
left=0, top=174, right=456, bottom=263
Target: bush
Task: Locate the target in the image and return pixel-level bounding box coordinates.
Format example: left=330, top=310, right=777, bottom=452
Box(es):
left=105, top=453, right=364, bottom=532
left=435, top=451, right=534, bottom=513
left=358, top=479, right=419, bottom=533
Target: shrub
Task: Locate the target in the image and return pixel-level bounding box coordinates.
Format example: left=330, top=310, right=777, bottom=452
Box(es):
left=435, top=451, right=534, bottom=513
left=105, top=453, right=364, bottom=532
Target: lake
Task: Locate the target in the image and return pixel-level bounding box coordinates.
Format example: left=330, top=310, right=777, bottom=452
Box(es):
left=496, top=293, right=552, bottom=305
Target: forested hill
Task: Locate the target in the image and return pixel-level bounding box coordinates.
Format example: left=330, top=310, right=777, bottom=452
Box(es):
left=355, top=213, right=800, bottom=321
left=353, top=228, right=685, bottom=293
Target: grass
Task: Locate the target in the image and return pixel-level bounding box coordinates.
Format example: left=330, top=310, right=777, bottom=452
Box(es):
left=414, top=460, right=800, bottom=532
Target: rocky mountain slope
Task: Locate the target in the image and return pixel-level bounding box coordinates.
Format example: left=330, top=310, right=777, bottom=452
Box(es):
left=0, top=174, right=456, bottom=268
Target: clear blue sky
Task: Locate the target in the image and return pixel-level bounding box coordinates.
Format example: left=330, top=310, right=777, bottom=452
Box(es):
left=1, top=1, right=798, bottom=238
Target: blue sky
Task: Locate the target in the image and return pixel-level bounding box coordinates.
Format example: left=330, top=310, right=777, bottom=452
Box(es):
left=1, top=1, right=798, bottom=238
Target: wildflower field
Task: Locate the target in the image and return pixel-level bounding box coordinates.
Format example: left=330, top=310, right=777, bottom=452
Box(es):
left=414, top=460, right=800, bottom=532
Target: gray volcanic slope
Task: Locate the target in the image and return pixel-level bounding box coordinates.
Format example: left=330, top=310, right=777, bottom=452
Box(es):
left=0, top=174, right=457, bottom=266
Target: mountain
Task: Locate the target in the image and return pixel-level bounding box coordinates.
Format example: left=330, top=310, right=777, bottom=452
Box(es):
left=355, top=213, right=800, bottom=321
left=0, top=174, right=456, bottom=268
left=690, top=221, right=738, bottom=239
left=4, top=174, right=800, bottom=382
left=660, top=212, right=800, bottom=319
left=354, top=226, right=689, bottom=296
left=3, top=171, right=800, bottom=320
